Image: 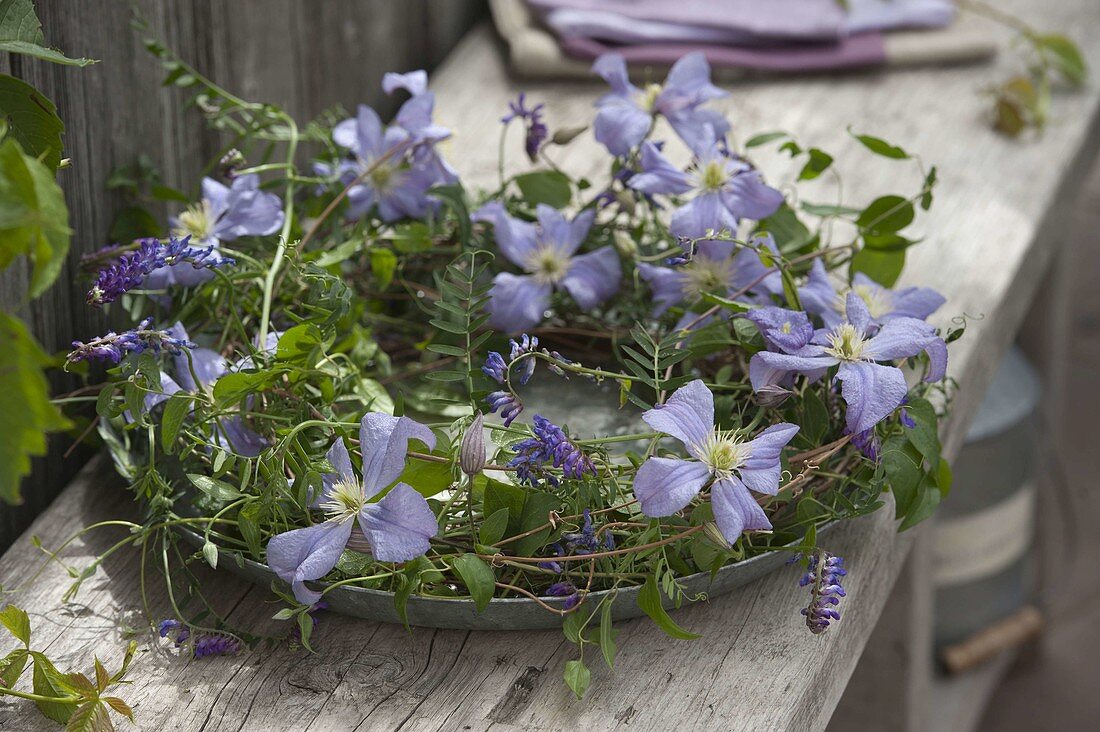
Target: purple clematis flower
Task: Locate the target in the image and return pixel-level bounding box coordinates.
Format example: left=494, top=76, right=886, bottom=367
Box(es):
left=633, top=380, right=799, bottom=542
left=638, top=234, right=783, bottom=317
left=266, top=413, right=438, bottom=605
left=333, top=104, right=440, bottom=223
left=149, top=175, right=283, bottom=290
left=799, top=259, right=946, bottom=329
left=592, top=52, right=728, bottom=157
left=629, top=135, right=784, bottom=238
left=749, top=293, right=948, bottom=434
left=136, top=323, right=271, bottom=456
left=473, top=202, right=621, bottom=333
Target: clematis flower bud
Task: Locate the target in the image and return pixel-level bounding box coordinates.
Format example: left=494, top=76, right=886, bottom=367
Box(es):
left=460, top=412, right=487, bottom=476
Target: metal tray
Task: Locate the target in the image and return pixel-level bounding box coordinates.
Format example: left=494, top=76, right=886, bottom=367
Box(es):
left=178, top=522, right=834, bottom=630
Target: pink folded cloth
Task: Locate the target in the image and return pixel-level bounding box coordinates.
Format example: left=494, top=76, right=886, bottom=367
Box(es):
left=524, top=0, right=955, bottom=71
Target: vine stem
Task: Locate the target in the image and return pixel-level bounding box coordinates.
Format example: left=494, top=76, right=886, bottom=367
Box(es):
left=257, top=113, right=298, bottom=348
left=482, top=524, right=705, bottom=564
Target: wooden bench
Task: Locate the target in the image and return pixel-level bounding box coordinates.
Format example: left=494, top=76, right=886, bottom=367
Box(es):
left=3, top=1, right=1099, bottom=728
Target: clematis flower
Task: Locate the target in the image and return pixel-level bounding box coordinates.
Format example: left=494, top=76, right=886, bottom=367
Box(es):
left=743, top=306, right=824, bottom=395
left=150, top=174, right=283, bottom=289
left=383, top=71, right=459, bottom=187
left=749, top=293, right=948, bottom=434
left=591, top=52, right=728, bottom=157
left=473, top=202, right=621, bottom=333
left=135, top=323, right=270, bottom=457
left=799, top=259, right=945, bottom=329
left=629, top=135, right=784, bottom=238
left=266, top=414, right=438, bottom=604
left=333, top=104, right=439, bottom=222
left=633, top=380, right=799, bottom=542
left=638, top=234, right=783, bottom=317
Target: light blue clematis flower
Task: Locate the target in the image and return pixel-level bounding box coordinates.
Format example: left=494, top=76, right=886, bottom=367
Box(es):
left=632, top=380, right=799, bottom=542
left=629, top=134, right=784, bottom=238
left=473, top=202, right=621, bottom=333
left=749, top=292, right=948, bottom=434
left=266, top=413, right=439, bottom=605
left=798, top=258, right=946, bottom=329
left=591, top=52, right=729, bottom=157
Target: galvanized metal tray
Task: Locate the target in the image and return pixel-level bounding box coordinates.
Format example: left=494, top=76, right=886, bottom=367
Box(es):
left=178, top=522, right=835, bottom=630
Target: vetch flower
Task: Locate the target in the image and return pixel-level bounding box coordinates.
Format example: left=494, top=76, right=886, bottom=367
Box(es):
left=591, top=52, right=728, bottom=157
left=749, top=292, right=948, bottom=434
left=473, top=202, right=621, bottom=333
left=545, top=580, right=582, bottom=610
left=192, top=634, right=241, bottom=659
left=509, top=415, right=596, bottom=487
left=266, top=413, right=438, bottom=605
left=67, top=317, right=194, bottom=365
left=86, top=236, right=234, bottom=306
left=502, top=92, right=549, bottom=162
left=562, top=509, right=613, bottom=554
left=633, top=380, right=799, bottom=542
left=157, top=619, right=190, bottom=647
left=799, top=550, right=847, bottom=634
left=629, top=134, right=784, bottom=238
left=638, top=234, right=783, bottom=317
left=799, top=259, right=946, bottom=328
left=486, top=390, right=524, bottom=427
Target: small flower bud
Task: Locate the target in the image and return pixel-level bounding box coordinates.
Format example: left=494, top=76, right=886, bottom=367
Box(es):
left=460, top=412, right=487, bottom=476
left=551, top=125, right=587, bottom=146
left=701, top=521, right=731, bottom=550
left=613, top=229, right=638, bottom=258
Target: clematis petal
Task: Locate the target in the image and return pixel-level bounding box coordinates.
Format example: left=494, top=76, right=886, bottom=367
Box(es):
left=721, top=169, right=784, bottom=221
left=215, top=416, right=267, bottom=457
left=173, top=344, right=228, bottom=392
left=629, top=142, right=693, bottom=196
left=642, top=379, right=714, bottom=457
left=591, top=53, right=636, bottom=97
left=472, top=201, right=539, bottom=267
left=889, top=285, right=946, bottom=321
left=266, top=519, right=353, bottom=605
left=669, top=109, right=731, bottom=157
left=486, top=273, right=552, bottom=334
left=594, top=99, right=653, bottom=157
left=633, top=457, right=712, bottom=517
left=663, top=52, right=725, bottom=103
left=561, top=246, right=621, bottom=309
left=844, top=292, right=873, bottom=336
left=638, top=262, right=686, bottom=316
left=358, top=413, right=436, bottom=498
left=321, top=438, right=356, bottom=498
left=836, top=361, right=909, bottom=434
left=358, top=483, right=437, bottom=562
left=799, top=259, right=840, bottom=325
left=671, top=192, right=736, bottom=239
left=748, top=349, right=836, bottom=392
left=744, top=307, right=815, bottom=354
left=213, top=174, right=285, bottom=241
left=739, top=423, right=799, bottom=495
left=382, top=70, right=428, bottom=96
left=711, top=477, right=772, bottom=543
left=200, top=177, right=231, bottom=221
left=536, top=204, right=594, bottom=257
left=864, top=317, right=948, bottom=381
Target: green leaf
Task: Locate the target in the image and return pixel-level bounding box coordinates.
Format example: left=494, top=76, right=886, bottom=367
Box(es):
left=31, top=653, right=76, bottom=724
left=0, top=0, right=96, bottom=66
left=0, top=603, right=30, bottom=646
left=881, top=436, right=923, bottom=519
left=0, top=135, right=71, bottom=296
left=451, top=554, right=496, bottom=612
left=370, top=247, right=397, bottom=289
left=899, top=475, right=941, bottom=530
left=103, top=697, right=134, bottom=722
left=920, top=166, right=937, bottom=211
left=296, top=611, right=315, bottom=651
left=637, top=576, right=700, bottom=640
left=64, top=701, right=111, bottom=732
left=107, top=205, right=160, bottom=243
left=599, top=599, right=617, bottom=669
left=849, top=247, right=905, bottom=288
left=850, top=131, right=910, bottom=159
left=0, top=647, right=28, bottom=686
left=754, top=203, right=816, bottom=254
left=514, top=170, right=572, bottom=209
left=429, top=184, right=472, bottom=246
left=857, top=195, right=914, bottom=235
left=700, top=291, right=752, bottom=313
left=0, top=312, right=70, bottom=504
left=393, top=456, right=453, bottom=498
left=563, top=659, right=591, bottom=700
left=902, top=397, right=940, bottom=466
left=1038, top=33, right=1087, bottom=85
left=483, top=479, right=526, bottom=537
left=187, top=474, right=244, bottom=503
left=478, top=507, right=510, bottom=545
left=514, top=491, right=560, bottom=557
left=391, top=221, right=433, bottom=253
left=160, top=392, right=192, bottom=454
left=935, top=458, right=953, bottom=497
left=276, top=323, right=324, bottom=364
left=798, top=148, right=834, bottom=181
left=801, top=202, right=860, bottom=217
left=0, top=73, right=63, bottom=168
left=744, top=131, right=788, bottom=148
left=212, top=370, right=278, bottom=406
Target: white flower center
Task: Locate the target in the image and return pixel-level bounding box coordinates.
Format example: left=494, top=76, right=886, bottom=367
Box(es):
left=697, top=160, right=729, bottom=192
left=699, top=431, right=752, bottom=479
left=319, top=479, right=363, bottom=519
left=835, top=284, right=893, bottom=320
left=824, top=323, right=869, bottom=362
left=369, top=162, right=396, bottom=190
left=681, top=257, right=730, bottom=297
left=637, top=83, right=663, bottom=112
left=526, top=244, right=572, bottom=285
left=174, top=201, right=214, bottom=241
